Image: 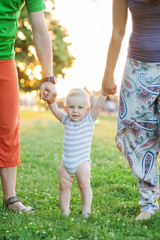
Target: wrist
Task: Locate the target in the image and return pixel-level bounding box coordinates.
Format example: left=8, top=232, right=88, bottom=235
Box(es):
left=47, top=99, right=56, bottom=105
left=103, top=70, right=114, bottom=79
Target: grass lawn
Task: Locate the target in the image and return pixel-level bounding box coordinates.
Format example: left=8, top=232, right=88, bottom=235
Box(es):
left=0, top=110, right=160, bottom=240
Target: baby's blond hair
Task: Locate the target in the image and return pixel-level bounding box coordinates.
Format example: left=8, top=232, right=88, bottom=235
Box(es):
left=66, top=88, right=90, bottom=106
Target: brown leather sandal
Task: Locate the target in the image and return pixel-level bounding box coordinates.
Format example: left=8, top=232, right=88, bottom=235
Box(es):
left=3, top=196, right=34, bottom=213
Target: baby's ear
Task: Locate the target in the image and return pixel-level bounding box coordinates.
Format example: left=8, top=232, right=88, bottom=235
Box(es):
left=87, top=107, right=91, bottom=112
left=64, top=106, right=67, bottom=112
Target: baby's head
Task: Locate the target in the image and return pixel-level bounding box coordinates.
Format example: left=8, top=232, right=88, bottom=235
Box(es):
left=65, top=88, right=90, bottom=122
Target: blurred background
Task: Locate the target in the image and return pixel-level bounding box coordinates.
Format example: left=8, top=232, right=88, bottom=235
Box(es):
left=17, top=0, right=131, bottom=114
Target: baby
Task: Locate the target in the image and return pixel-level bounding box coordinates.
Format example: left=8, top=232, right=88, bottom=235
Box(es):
left=47, top=88, right=106, bottom=218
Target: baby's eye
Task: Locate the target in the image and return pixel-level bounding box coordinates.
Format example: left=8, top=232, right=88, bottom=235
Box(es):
left=69, top=106, right=74, bottom=109
left=79, top=106, right=83, bottom=109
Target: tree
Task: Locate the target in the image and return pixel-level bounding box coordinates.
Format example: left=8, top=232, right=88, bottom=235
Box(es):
left=15, top=2, right=75, bottom=91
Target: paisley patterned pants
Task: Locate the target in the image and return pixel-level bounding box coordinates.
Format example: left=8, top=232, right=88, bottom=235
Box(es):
left=116, top=58, right=160, bottom=214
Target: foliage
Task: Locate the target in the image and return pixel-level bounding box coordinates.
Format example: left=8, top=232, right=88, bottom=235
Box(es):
left=0, top=111, right=159, bottom=240
left=15, top=2, right=74, bottom=91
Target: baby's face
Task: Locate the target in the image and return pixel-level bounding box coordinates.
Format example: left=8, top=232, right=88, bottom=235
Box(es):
left=66, top=95, right=90, bottom=122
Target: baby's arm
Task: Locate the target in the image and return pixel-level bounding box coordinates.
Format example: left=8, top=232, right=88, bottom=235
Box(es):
left=45, top=89, right=64, bottom=122
left=48, top=102, right=64, bottom=122
left=91, top=93, right=107, bottom=120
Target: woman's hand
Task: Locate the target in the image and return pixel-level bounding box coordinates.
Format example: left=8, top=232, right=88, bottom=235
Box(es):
left=102, top=74, right=117, bottom=96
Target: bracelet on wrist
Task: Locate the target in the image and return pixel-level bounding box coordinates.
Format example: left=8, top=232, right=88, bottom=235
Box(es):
left=43, top=76, right=57, bottom=84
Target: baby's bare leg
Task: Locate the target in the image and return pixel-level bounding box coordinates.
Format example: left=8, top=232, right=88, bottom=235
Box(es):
left=59, top=164, right=73, bottom=216
left=76, top=162, right=92, bottom=218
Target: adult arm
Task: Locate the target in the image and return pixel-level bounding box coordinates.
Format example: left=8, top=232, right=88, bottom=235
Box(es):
left=28, top=11, right=57, bottom=102
left=102, top=0, right=128, bottom=96
left=91, top=93, right=106, bottom=120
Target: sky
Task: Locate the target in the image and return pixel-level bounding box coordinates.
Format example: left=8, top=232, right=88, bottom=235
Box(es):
left=51, top=0, right=131, bottom=98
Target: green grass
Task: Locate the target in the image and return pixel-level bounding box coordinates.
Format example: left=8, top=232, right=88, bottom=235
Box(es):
left=0, top=111, right=160, bottom=240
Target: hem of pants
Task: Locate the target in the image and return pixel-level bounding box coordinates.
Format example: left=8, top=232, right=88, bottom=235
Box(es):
left=0, top=161, right=21, bottom=168
left=141, top=207, right=159, bottom=215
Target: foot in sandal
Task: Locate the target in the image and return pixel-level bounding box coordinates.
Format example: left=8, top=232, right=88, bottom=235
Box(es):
left=3, top=196, right=34, bottom=213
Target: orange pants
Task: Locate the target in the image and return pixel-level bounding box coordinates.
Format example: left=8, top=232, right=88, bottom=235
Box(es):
left=0, top=58, right=21, bottom=167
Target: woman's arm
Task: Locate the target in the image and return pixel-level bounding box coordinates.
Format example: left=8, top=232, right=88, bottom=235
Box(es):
left=28, top=11, right=57, bottom=102
left=102, top=0, right=128, bottom=96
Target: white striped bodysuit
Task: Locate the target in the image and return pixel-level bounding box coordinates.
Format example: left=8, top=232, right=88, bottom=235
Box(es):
left=61, top=111, right=95, bottom=176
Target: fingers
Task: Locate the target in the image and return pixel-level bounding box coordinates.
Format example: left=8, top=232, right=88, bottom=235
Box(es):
left=39, top=82, right=57, bottom=102
left=102, top=89, right=108, bottom=96
left=102, top=84, right=117, bottom=96
left=102, top=75, right=117, bottom=96
left=39, top=87, right=44, bottom=99
left=39, top=87, right=47, bottom=101
left=47, top=91, right=56, bottom=102
left=39, top=84, right=48, bottom=99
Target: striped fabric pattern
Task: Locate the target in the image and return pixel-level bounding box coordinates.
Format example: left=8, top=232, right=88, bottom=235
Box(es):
left=61, top=111, right=95, bottom=169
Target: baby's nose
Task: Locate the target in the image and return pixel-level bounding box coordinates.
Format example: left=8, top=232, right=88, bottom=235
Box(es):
left=73, top=107, right=78, bottom=112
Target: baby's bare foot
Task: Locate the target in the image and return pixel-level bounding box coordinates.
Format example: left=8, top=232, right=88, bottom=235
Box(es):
left=135, top=211, right=152, bottom=220
left=62, top=210, right=70, bottom=216
left=82, top=211, right=90, bottom=219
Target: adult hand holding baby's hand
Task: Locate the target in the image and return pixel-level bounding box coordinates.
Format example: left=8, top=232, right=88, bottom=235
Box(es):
left=102, top=74, right=117, bottom=96
left=39, top=81, right=57, bottom=104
